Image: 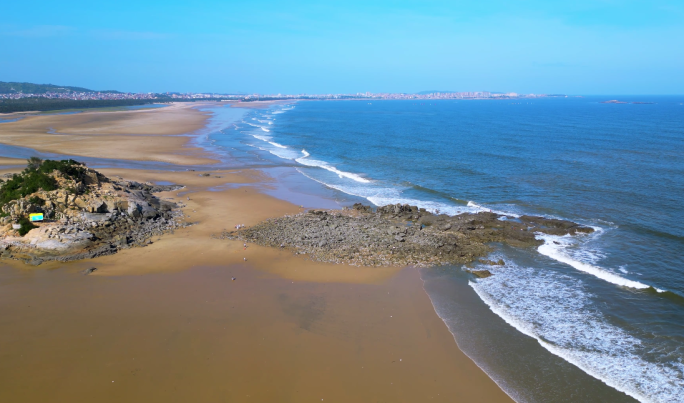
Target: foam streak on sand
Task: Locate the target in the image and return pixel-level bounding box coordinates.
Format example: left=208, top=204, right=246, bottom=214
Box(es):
left=470, top=262, right=684, bottom=403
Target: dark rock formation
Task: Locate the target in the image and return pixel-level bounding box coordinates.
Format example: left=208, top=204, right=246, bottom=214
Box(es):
left=217, top=203, right=594, bottom=268
left=467, top=269, right=493, bottom=278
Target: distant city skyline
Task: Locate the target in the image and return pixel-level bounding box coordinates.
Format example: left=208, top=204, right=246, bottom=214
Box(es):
left=2, top=1, right=683, bottom=95
left=0, top=83, right=549, bottom=101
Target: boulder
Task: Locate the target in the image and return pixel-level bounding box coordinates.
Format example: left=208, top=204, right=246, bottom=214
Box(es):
left=127, top=202, right=141, bottom=217
left=140, top=203, right=158, bottom=219
left=74, top=197, right=88, bottom=209
left=88, top=201, right=108, bottom=213
left=83, top=172, right=100, bottom=186
left=115, top=200, right=129, bottom=211
left=81, top=212, right=110, bottom=222
left=468, top=270, right=492, bottom=278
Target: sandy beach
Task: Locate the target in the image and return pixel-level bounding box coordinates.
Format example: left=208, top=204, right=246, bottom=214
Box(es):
left=0, top=105, right=513, bottom=402
left=0, top=103, right=215, bottom=165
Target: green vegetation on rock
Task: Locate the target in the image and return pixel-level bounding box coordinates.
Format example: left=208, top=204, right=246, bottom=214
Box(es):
left=0, top=158, right=85, bottom=206
left=17, top=216, right=36, bottom=236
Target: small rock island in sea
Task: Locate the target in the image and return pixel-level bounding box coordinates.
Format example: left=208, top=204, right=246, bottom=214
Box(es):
left=0, top=158, right=184, bottom=265
left=220, top=203, right=594, bottom=272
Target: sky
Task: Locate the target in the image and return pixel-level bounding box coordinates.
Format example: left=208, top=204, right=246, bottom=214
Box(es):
left=1, top=0, right=683, bottom=94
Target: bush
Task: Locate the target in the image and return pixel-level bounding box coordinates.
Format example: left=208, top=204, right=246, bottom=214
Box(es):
left=38, top=159, right=85, bottom=180
left=28, top=196, right=45, bottom=206
left=0, top=159, right=85, bottom=206
left=0, top=172, right=57, bottom=205
left=17, top=216, right=37, bottom=236
left=27, top=156, right=43, bottom=170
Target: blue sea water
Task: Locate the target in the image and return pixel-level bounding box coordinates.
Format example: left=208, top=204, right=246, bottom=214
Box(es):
left=212, top=98, right=684, bottom=402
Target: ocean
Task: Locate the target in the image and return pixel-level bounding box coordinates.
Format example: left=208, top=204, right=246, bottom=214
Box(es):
left=205, top=97, right=684, bottom=403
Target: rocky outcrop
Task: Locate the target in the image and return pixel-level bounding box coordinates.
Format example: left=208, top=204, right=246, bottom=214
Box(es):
left=0, top=163, right=186, bottom=265
left=218, top=203, right=594, bottom=268
left=467, top=269, right=493, bottom=278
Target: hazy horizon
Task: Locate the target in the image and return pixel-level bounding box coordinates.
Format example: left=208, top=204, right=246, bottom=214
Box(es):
left=2, top=1, right=683, bottom=95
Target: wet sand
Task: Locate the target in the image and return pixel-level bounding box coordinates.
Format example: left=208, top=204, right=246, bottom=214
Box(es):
left=0, top=157, right=26, bottom=166
left=0, top=110, right=513, bottom=402
left=0, top=264, right=511, bottom=402
left=0, top=103, right=215, bottom=165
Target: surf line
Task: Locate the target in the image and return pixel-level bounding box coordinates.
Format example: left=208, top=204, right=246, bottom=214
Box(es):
left=295, top=149, right=371, bottom=184
left=536, top=234, right=664, bottom=292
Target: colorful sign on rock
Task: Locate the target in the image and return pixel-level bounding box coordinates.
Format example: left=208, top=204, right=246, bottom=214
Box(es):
left=29, top=213, right=44, bottom=222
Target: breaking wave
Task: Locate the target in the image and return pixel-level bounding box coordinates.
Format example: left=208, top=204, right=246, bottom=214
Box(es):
left=470, top=261, right=683, bottom=403
left=536, top=233, right=664, bottom=292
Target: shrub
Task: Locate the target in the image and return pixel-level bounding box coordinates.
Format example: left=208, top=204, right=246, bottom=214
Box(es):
left=27, top=156, right=43, bottom=170
left=39, top=159, right=85, bottom=180
left=0, top=172, right=57, bottom=205
left=17, top=216, right=37, bottom=236
left=28, top=196, right=45, bottom=206
left=0, top=159, right=85, bottom=207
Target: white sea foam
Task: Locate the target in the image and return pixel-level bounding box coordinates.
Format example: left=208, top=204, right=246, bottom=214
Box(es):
left=470, top=262, right=683, bottom=403
left=260, top=127, right=270, bottom=132
left=369, top=196, right=480, bottom=216
left=296, top=150, right=371, bottom=183
left=536, top=233, right=663, bottom=291
left=252, top=135, right=271, bottom=142
left=295, top=167, right=481, bottom=216
left=246, top=143, right=300, bottom=160
left=467, top=201, right=521, bottom=218
left=248, top=133, right=293, bottom=154
left=268, top=141, right=287, bottom=149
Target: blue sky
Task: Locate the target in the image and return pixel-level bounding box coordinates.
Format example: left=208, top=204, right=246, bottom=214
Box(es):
left=1, top=0, right=682, bottom=94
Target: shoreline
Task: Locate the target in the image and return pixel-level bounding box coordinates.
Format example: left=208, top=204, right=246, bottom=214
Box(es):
left=0, top=105, right=514, bottom=402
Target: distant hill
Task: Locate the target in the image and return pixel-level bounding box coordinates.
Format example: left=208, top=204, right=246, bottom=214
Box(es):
left=0, top=81, right=120, bottom=94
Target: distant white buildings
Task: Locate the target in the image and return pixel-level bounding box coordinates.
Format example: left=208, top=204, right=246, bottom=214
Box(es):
left=0, top=89, right=551, bottom=102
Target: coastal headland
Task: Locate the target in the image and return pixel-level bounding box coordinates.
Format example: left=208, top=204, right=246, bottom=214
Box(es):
left=0, top=103, right=514, bottom=402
